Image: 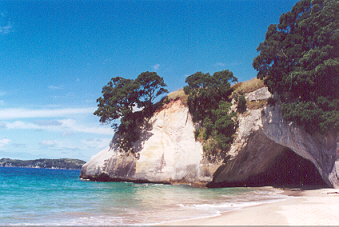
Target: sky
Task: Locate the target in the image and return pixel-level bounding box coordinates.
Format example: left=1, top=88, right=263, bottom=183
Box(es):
left=0, top=0, right=300, bottom=161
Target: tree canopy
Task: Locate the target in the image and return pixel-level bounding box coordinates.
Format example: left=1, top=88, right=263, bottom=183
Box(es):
left=253, top=0, right=339, bottom=134
left=184, top=70, right=238, bottom=123
left=184, top=70, right=238, bottom=155
left=135, top=71, right=169, bottom=112
left=94, top=71, right=168, bottom=151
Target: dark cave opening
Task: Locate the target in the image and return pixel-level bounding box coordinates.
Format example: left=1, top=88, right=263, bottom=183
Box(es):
left=208, top=148, right=329, bottom=188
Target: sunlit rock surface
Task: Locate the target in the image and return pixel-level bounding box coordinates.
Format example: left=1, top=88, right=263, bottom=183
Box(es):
left=80, top=99, right=221, bottom=185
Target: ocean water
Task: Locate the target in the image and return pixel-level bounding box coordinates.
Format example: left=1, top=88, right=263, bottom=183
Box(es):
left=0, top=167, right=288, bottom=226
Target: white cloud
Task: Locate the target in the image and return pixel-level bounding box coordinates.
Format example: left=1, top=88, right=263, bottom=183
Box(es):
left=214, top=62, right=240, bottom=67
left=39, top=138, right=110, bottom=152
left=0, top=107, right=95, bottom=120
left=0, top=138, right=11, bottom=149
left=0, top=22, right=13, bottom=34
left=214, top=62, right=226, bottom=67
left=40, top=140, right=57, bottom=147
left=48, top=85, right=64, bottom=90
left=82, top=138, right=112, bottom=149
left=3, top=119, right=113, bottom=135
left=39, top=139, right=79, bottom=151
left=153, top=64, right=160, bottom=71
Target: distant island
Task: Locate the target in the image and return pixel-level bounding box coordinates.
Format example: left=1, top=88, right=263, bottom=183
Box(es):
left=0, top=158, right=86, bottom=170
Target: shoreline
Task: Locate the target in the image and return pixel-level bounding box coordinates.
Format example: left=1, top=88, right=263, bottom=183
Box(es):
left=157, top=187, right=339, bottom=226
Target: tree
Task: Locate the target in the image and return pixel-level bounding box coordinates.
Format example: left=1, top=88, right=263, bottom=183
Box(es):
left=184, top=70, right=237, bottom=122
left=252, top=0, right=339, bottom=134
left=94, top=72, right=168, bottom=151
left=237, top=94, right=247, bottom=113
left=136, top=71, right=169, bottom=113
left=94, top=77, right=139, bottom=130
left=184, top=70, right=238, bottom=154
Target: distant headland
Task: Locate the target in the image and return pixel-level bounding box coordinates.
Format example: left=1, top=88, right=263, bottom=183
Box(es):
left=0, top=158, right=86, bottom=170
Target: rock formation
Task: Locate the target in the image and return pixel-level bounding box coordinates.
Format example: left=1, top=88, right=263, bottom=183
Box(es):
left=209, top=87, right=339, bottom=188
left=81, top=87, right=339, bottom=188
left=80, top=99, right=221, bottom=185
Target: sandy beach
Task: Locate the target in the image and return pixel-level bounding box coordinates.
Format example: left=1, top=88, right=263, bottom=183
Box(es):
left=158, top=187, right=339, bottom=226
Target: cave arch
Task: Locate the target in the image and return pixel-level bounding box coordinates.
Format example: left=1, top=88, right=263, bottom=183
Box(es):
left=208, top=148, right=329, bottom=188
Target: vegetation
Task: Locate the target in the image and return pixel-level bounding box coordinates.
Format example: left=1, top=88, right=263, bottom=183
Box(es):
left=94, top=71, right=168, bottom=151
left=184, top=70, right=238, bottom=157
left=165, top=89, right=188, bottom=104
left=0, top=158, right=85, bottom=169
left=232, top=78, right=266, bottom=94
left=253, top=0, right=339, bottom=134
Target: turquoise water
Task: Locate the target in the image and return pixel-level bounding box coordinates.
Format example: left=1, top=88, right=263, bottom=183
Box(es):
left=0, top=167, right=287, bottom=225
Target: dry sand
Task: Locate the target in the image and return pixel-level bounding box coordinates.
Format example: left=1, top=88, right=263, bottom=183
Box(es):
left=158, top=188, right=339, bottom=226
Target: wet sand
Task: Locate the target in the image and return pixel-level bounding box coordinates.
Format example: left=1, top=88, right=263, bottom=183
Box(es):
left=158, top=188, right=339, bottom=226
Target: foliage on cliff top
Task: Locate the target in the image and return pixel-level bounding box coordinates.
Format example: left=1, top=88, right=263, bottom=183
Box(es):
left=165, top=89, right=188, bottom=104
left=232, top=78, right=266, bottom=95
left=94, top=71, right=168, bottom=152
left=184, top=70, right=238, bottom=157
left=253, top=0, right=339, bottom=134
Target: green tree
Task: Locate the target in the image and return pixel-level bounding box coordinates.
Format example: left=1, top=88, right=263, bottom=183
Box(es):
left=184, top=70, right=237, bottom=122
left=136, top=71, right=169, bottom=115
left=184, top=70, right=238, bottom=155
left=94, top=77, right=139, bottom=130
left=253, top=0, right=339, bottom=134
left=94, top=72, right=168, bottom=151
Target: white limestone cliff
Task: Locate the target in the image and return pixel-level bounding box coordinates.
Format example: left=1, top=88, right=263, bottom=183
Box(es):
left=80, top=99, right=221, bottom=185
left=81, top=88, right=339, bottom=188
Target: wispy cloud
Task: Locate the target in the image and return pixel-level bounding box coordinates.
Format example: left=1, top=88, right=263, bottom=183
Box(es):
left=34, top=120, right=62, bottom=126
left=214, top=62, right=226, bottom=67
left=48, top=85, right=64, bottom=90
left=81, top=138, right=112, bottom=149
left=3, top=119, right=113, bottom=135
left=0, top=91, right=6, bottom=106
left=0, top=22, right=13, bottom=35
left=0, top=138, right=11, bottom=149
left=214, top=62, right=240, bottom=67
left=153, top=64, right=160, bottom=71
left=39, top=138, right=111, bottom=152
left=40, top=140, right=57, bottom=147
left=0, top=11, right=13, bottom=35
left=39, top=139, right=80, bottom=151
left=0, top=107, right=95, bottom=120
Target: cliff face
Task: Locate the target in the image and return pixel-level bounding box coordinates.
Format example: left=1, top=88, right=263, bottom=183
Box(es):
left=210, top=87, right=339, bottom=188
left=81, top=88, right=339, bottom=188
left=80, top=99, right=221, bottom=185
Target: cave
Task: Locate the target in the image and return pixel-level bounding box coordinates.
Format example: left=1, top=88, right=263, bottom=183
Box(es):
left=208, top=148, right=329, bottom=188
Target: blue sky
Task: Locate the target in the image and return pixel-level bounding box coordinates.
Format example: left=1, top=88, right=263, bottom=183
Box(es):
left=0, top=0, right=299, bottom=161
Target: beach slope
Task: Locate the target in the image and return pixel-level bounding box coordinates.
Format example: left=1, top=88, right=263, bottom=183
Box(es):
left=159, top=188, right=339, bottom=226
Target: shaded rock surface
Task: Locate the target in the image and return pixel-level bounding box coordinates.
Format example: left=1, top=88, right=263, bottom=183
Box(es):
left=210, top=88, right=338, bottom=188
left=81, top=88, right=339, bottom=188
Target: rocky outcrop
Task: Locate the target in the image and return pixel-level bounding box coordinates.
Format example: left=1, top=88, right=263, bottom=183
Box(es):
left=209, top=87, right=339, bottom=188
left=80, top=99, right=221, bottom=185
left=81, top=88, right=339, bottom=188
